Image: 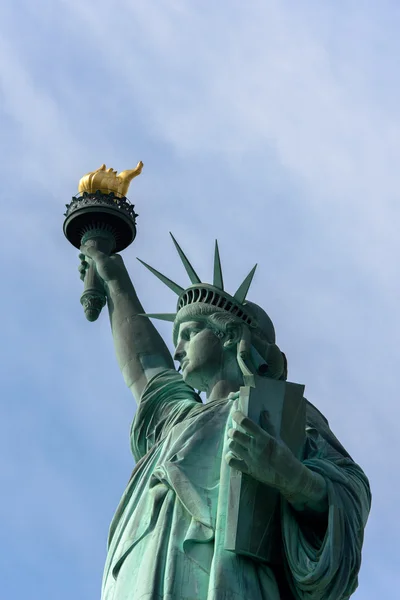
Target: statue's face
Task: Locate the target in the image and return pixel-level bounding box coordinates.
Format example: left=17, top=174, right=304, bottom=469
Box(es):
left=174, top=320, right=225, bottom=391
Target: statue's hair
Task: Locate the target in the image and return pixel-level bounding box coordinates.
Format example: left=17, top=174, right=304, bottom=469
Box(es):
left=172, top=304, right=240, bottom=344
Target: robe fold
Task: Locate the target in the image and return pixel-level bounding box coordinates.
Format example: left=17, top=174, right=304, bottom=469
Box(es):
left=102, top=369, right=370, bottom=600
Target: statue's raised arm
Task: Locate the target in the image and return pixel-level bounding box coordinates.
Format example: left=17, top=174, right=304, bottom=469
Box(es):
left=66, top=161, right=174, bottom=404
left=78, top=246, right=174, bottom=404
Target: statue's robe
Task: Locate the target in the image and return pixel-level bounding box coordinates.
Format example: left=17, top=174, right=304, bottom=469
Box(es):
left=102, top=370, right=370, bottom=600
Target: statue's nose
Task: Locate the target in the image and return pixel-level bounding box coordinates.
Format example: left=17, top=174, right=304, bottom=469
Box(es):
left=173, top=345, right=186, bottom=363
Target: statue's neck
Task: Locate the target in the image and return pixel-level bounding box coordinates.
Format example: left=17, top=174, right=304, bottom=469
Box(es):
left=206, top=378, right=242, bottom=403
left=202, top=348, right=245, bottom=403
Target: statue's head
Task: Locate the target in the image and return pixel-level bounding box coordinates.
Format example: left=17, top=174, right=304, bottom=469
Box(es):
left=172, top=300, right=286, bottom=391
left=138, top=234, right=287, bottom=390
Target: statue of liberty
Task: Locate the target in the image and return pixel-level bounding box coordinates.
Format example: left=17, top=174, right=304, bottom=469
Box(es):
left=74, top=165, right=371, bottom=600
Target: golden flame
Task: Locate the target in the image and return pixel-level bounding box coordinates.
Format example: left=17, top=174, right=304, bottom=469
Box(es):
left=78, top=161, right=143, bottom=197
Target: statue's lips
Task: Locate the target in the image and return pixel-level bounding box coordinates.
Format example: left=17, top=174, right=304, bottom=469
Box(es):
left=181, top=360, right=189, bottom=372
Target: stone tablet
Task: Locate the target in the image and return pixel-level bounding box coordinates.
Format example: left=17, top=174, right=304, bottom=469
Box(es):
left=225, top=376, right=306, bottom=563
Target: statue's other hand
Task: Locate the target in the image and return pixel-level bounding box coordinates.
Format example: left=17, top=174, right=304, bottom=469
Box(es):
left=226, top=410, right=299, bottom=491
left=226, top=411, right=307, bottom=493
left=78, top=244, right=127, bottom=284
left=226, top=409, right=328, bottom=512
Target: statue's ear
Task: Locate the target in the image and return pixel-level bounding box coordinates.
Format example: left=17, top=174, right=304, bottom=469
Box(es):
left=223, top=323, right=243, bottom=350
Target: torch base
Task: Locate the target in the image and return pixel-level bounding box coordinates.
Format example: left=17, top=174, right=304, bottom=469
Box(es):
left=80, top=290, right=107, bottom=322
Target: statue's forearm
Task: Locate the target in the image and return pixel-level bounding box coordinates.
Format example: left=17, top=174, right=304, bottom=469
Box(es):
left=106, top=275, right=174, bottom=401
left=282, top=466, right=328, bottom=514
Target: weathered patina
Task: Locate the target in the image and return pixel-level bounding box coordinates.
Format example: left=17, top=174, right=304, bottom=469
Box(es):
left=72, top=165, right=370, bottom=599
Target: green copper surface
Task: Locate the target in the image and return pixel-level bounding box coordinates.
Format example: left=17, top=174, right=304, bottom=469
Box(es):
left=136, top=258, right=184, bottom=296
left=233, top=263, right=257, bottom=303
left=213, top=240, right=224, bottom=290
left=75, top=235, right=371, bottom=600
left=170, top=232, right=202, bottom=284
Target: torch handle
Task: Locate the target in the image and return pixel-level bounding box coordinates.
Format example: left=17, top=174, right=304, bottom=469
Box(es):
left=80, top=232, right=115, bottom=322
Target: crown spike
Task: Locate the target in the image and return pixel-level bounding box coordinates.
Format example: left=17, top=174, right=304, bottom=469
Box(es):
left=137, top=258, right=184, bottom=296
left=233, top=264, right=257, bottom=304
left=213, top=240, right=224, bottom=290
left=138, top=313, right=177, bottom=322
left=170, top=233, right=201, bottom=285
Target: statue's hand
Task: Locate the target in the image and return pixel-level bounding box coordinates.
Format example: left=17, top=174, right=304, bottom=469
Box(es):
left=78, top=244, right=129, bottom=286
left=226, top=404, right=327, bottom=511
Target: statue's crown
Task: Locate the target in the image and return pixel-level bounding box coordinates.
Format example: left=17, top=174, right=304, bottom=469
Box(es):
left=78, top=162, right=143, bottom=197
left=138, top=233, right=258, bottom=329
left=139, top=235, right=286, bottom=383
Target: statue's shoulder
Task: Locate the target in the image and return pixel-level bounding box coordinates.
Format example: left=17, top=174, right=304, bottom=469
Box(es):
left=305, top=398, right=353, bottom=460
left=305, top=399, right=329, bottom=427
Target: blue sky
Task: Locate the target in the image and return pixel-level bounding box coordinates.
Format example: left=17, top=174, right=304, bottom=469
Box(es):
left=1, top=1, right=399, bottom=598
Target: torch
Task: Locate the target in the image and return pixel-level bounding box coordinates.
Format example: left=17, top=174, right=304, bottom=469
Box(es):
left=63, top=162, right=143, bottom=321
